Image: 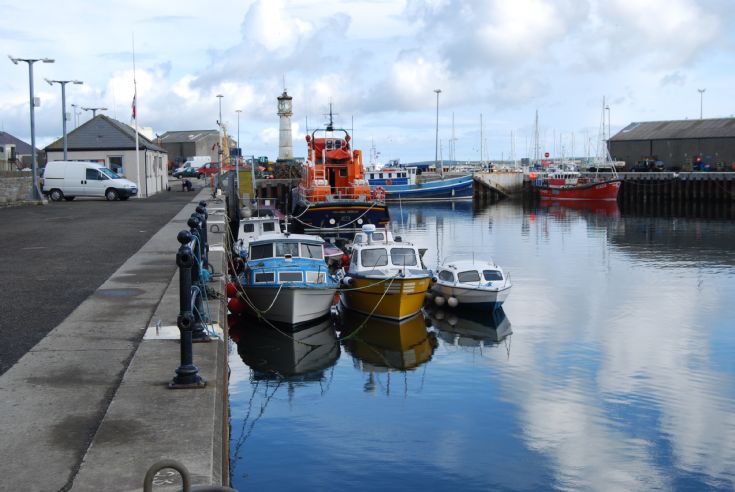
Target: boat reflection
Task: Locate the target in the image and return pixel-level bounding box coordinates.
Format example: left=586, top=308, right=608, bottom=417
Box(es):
left=337, top=308, right=437, bottom=371
left=427, top=306, right=512, bottom=348
left=537, top=199, right=620, bottom=218
left=230, top=318, right=340, bottom=381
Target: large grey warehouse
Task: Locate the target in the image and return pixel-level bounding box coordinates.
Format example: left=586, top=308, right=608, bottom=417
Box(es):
left=609, top=117, right=735, bottom=172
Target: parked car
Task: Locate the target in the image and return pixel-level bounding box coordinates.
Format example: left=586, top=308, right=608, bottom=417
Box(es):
left=631, top=159, right=664, bottom=172
left=197, top=162, right=219, bottom=178
left=172, top=163, right=201, bottom=178
left=42, top=161, right=138, bottom=201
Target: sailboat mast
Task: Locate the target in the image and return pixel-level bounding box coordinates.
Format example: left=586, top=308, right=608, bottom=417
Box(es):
left=480, top=113, right=483, bottom=165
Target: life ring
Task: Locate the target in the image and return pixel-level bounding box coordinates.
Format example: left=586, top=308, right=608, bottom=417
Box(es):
left=373, top=186, right=386, bottom=200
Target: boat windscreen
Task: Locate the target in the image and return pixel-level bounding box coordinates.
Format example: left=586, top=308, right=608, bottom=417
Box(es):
left=276, top=242, right=299, bottom=257
left=250, top=243, right=273, bottom=260
left=483, top=270, right=504, bottom=281
left=300, top=243, right=324, bottom=259
left=390, top=248, right=417, bottom=266
left=361, top=248, right=388, bottom=267
left=457, top=270, right=481, bottom=283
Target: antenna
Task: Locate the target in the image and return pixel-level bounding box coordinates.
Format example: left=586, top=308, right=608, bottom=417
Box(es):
left=323, top=102, right=337, bottom=131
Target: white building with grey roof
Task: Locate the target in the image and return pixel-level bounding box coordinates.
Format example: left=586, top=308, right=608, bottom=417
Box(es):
left=45, top=115, right=168, bottom=198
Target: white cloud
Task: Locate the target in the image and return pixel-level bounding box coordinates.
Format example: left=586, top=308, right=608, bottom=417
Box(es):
left=2, top=0, right=735, bottom=160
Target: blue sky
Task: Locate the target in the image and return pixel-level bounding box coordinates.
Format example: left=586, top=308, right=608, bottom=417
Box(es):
left=2, top=0, right=734, bottom=162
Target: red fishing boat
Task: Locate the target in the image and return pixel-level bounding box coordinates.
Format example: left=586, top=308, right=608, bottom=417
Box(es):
left=533, top=171, right=621, bottom=201
left=290, top=108, right=390, bottom=234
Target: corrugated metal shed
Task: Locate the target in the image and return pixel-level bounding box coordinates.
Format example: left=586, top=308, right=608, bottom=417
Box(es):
left=159, top=130, right=219, bottom=143
left=611, top=118, right=735, bottom=141
left=45, top=115, right=166, bottom=152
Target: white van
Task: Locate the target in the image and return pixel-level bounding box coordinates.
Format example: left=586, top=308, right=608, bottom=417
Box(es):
left=42, top=161, right=138, bottom=201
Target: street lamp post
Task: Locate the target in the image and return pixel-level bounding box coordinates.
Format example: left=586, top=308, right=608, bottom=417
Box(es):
left=8, top=55, right=55, bottom=201
left=215, top=94, right=224, bottom=185
left=81, top=106, right=107, bottom=118
left=235, top=109, right=242, bottom=199
left=46, top=78, right=83, bottom=161
left=434, top=89, right=442, bottom=177
left=70, top=104, right=81, bottom=129
left=698, top=88, right=706, bottom=119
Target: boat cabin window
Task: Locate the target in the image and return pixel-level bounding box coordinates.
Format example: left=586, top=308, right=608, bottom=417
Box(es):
left=255, top=272, right=275, bottom=283
left=379, top=173, right=383, bottom=179
left=373, top=232, right=385, bottom=241
left=361, top=248, right=389, bottom=267
left=340, top=168, right=347, bottom=177
left=262, top=222, right=276, bottom=233
left=483, top=270, right=503, bottom=281
left=457, top=270, right=481, bottom=283
left=279, top=272, right=303, bottom=282
left=307, top=271, right=326, bottom=283
left=243, top=223, right=255, bottom=233
left=438, top=270, right=454, bottom=282
left=300, top=243, right=324, bottom=259
left=275, top=242, right=299, bottom=257
left=390, top=248, right=417, bottom=266
left=250, top=243, right=273, bottom=260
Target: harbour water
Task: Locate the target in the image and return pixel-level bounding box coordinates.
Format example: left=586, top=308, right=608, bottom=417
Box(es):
left=228, top=200, right=735, bottom=491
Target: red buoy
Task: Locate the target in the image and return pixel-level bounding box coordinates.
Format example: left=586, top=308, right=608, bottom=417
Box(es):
left=226, top=281, right=238, bottom=299
left=227, top=296, right=246, bottom=314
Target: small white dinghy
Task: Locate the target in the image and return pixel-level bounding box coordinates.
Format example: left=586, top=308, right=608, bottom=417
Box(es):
left=431, top=257, right=511, bottom=311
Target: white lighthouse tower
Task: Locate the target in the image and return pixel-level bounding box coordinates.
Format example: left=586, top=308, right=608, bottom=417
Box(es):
left=277, top=90, right=293, bottom=162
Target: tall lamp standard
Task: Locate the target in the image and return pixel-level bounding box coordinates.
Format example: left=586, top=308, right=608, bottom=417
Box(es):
left=8, top=55, right=55, bottom=201
left=45, top=78, right=83, bottom=161
left=235, top=109, right=242, bottom=196
left=216, top=94, right=224, bottom=182
left=434, top=89, right=442, bottom=177
left=698, top=88, right=706, bottom=119
left=70, top=103, right=81, bottom=129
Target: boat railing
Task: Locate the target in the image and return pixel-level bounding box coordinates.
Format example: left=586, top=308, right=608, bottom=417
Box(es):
left=297, top=186, right=374, bottom=203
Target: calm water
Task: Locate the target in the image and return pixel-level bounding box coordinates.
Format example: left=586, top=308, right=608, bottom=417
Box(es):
left=228, top=200, right=735, bottom=491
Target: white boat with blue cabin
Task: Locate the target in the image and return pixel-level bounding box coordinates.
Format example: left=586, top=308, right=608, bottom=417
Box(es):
left=431, top=257, right=512, bottom=311
left=239, top=232, right=339, bottom=325
left=365, top=166, right=473, bottom=202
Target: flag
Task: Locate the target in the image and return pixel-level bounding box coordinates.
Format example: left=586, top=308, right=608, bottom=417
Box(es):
left=131, top=94, right=137, bottom=120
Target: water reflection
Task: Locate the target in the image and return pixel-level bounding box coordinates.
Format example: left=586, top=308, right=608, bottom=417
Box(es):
left=231, top=318, right=340, bottom=381
left=337, top=308, right=437, bottom=372
left=427, top=306, right=512, bottom=349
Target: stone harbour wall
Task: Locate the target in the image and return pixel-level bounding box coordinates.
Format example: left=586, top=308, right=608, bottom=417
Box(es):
left=0, top=175, right=33, bottom=205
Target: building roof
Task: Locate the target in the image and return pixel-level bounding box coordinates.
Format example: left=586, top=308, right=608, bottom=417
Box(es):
left=0, top=131, right=39, bottom=154
left=45, top=115, right=166, bottom=153
left=158, top=130, right=219, bottom=144
left=611, top=118, right=735, bottom=141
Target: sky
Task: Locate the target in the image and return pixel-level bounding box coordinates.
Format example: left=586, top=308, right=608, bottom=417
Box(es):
left=2, top=0, right=735, bottom=163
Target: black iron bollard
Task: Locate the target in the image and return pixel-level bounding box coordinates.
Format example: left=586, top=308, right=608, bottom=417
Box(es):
left=187, top=217, right=211, bottom=341
left=195, top=205, right=209, bottom=265
left=169, top=230, right=206, bottom=389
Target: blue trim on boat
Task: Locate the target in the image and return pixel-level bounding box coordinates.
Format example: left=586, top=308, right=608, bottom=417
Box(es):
left=370, top=175, right=474, bottom=201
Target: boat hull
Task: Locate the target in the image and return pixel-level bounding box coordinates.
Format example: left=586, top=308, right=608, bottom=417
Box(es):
left=380, top=175, right=474, bottom=202
left=291, top=200, right=390, bottom=234
left=341, top=275, right=432, bottom=320
left=241, top=285, right=337, bottom=325
left=537, top=179, right=621, bottom=201
left=432, top=283, right=511, bottom=310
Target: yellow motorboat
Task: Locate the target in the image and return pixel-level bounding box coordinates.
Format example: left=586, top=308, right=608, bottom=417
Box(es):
left=340, top=225, right=433, bottom=320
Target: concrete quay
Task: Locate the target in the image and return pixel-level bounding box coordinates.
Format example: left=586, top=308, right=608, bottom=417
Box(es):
left=0, top=189, right=231, bottom=491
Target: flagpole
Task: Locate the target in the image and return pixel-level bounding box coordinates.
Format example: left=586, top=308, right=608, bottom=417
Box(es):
left=133, top=33, right=141, bottom=198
